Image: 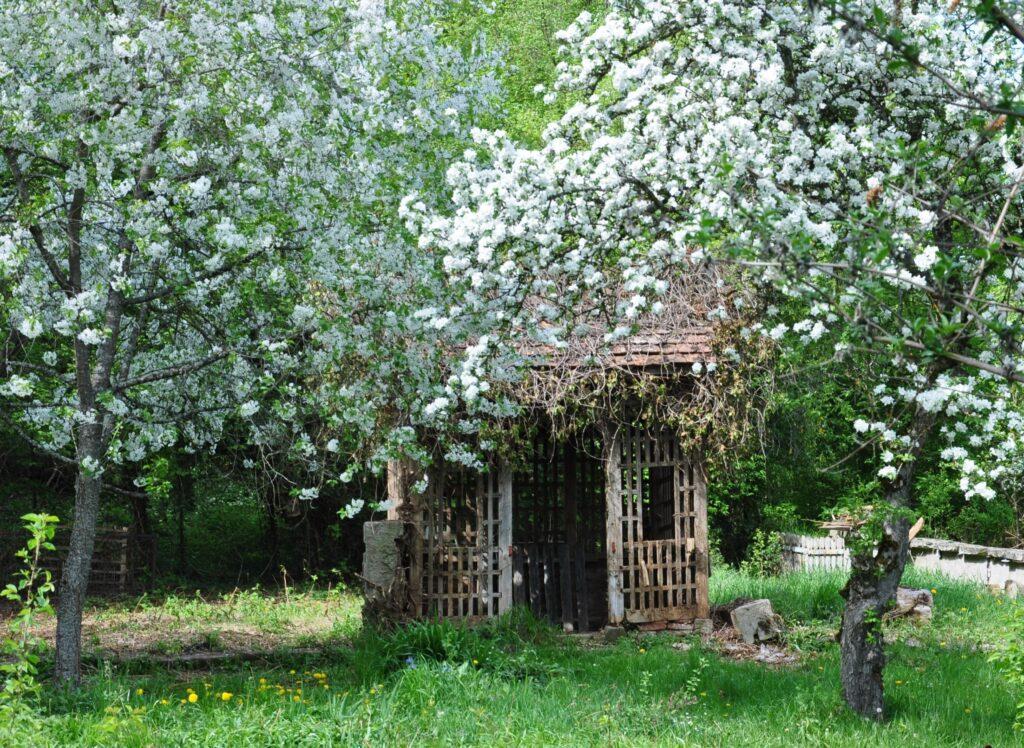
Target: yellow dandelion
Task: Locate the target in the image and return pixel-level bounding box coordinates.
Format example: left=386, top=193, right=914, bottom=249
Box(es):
left=930, top=589, right=937, bottom=594
left=221, top=692, right=233, bottom=702
left=472, top=659, right=479, bottom=665
left=135, top=688, right=145, bottom=696
left=188, top=693, right=199, bottom=704
left=160, top=699, right=169, bottom=706
left=964, top=707, right=972, bottom=714
left=259, top=678, right=267, bottom=685
left=638, top=648, right=646, bottom=654
left=293, top=695, right=301, bottom=703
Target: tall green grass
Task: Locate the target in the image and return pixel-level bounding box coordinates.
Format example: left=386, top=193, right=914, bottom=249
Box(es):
left=7, top=568, right=1018, bottom=747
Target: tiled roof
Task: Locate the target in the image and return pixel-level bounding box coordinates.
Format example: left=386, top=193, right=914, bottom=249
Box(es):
left=523, top=327, right=714, bottom=368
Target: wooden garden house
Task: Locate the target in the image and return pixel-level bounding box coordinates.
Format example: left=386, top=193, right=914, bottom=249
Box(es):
left=363, top=325, right=715, bottom=633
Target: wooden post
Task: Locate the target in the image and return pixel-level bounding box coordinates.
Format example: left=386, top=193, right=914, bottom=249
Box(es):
left=386, top=457, right=418, bottom=521
left=386, top=457, right=423, bottom=615
left=693, top=457, right=710, bottom=619
left=602, top=423, right=624, bottom=625
left=497, top=460, right=513, bottom=614
left=117, top=527, right=129, bottom=596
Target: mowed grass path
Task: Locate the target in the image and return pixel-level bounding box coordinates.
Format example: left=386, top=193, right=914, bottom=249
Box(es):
left=8, top=569, right=1019, bottom=747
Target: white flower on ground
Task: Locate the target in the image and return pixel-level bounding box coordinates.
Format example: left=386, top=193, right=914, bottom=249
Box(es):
left=424, top=396, right=449, bottom=417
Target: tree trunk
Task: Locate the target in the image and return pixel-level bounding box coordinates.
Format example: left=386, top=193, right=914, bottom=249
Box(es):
left=55, top=434, right=103, bottom=685
left=839, top=495, right=910, bottom=719
left=173, top=456, right=195, bottom=577
left=839, top=403, right=936, bottom=719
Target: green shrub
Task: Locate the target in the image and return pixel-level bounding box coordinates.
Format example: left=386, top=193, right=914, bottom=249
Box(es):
left=739, top=529, right=783, bottom=578
left=1, top=512, right=59, bottom=701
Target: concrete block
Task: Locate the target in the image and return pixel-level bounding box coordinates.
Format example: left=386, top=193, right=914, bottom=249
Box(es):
left=362, top=520, right=405, bottom=591
left=603, top=626, right=626, bottom=644
left=729, top=600, right=782, bottom=644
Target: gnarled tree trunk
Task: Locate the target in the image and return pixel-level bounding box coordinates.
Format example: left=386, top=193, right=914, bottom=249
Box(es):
left=839, top=494, right=910, bottom=719
left=839, top=405, right=935, bottom=719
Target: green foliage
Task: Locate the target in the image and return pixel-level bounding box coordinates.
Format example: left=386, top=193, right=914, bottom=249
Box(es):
left=445, top=0, right=602, bottom=144
left=845, top=504, right=917, bottom=563
left=1, top=512, right=59, bottom=701
left=740, top=529, right=784, bottom=578
left=916, top=470, right=1020, bottom=547
left=989, top=604, right=1024, bottom=731
left=358, top=606, right=566, bottom=680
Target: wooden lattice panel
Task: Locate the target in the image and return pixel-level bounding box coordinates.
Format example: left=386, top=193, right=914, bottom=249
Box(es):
left=419, top=467, right=503, bottom=619
left=617, top=425, right=707, bottom=623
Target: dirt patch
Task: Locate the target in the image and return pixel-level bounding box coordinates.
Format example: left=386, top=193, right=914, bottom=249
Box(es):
left=1, top=591, right=362, bottom=662
left=708, top=625, right=801, bottom=666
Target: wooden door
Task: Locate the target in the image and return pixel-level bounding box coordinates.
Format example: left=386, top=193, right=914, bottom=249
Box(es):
left=606, top=425, right=708, bottom=624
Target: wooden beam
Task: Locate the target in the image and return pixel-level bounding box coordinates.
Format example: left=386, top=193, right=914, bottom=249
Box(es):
left=497, top=460, right=514, bottom=614
left=602, top=423, right=624, bottom=625
left=693, top=456, right=710, bottom=619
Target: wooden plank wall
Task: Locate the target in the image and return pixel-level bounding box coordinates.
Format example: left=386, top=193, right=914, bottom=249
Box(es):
left=510, top=542, right=590, bottom=631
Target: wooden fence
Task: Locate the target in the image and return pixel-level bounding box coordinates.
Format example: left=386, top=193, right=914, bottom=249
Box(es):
left=0, top=526, right=156, bottom=597
left=780, top=532, right=1024, bottom=592
left=780, top=533, right=850, bottom=572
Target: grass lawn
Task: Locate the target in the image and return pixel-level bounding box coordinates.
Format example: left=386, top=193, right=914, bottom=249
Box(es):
left=2, top=568, right=1019, bottom=746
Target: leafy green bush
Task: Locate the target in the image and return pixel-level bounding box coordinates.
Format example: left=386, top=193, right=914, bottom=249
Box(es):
left=739, top=529, right=783, bottom=578
left=1, top=512, right=58, bottom=701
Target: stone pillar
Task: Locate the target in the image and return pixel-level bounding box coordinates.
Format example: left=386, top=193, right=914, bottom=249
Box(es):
left=362, top=519, right=410, bottom=622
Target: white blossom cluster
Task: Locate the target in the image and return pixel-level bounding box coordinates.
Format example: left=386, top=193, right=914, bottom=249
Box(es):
left=0, top=0, right=497, bottom=515
left=416, top=0, right=1024, bottom=502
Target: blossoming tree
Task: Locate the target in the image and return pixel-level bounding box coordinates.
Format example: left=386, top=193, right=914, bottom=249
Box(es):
left=0, top=0, right=493, bottom=684
left=416, top=0, right=1024, bottom=718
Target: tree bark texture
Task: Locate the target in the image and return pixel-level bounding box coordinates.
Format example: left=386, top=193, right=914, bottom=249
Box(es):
left=55, top=424, right=103, bottom=685
left=839, top=405, right=935, bottom=719
left=839, top=494, right=910, bottom=719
